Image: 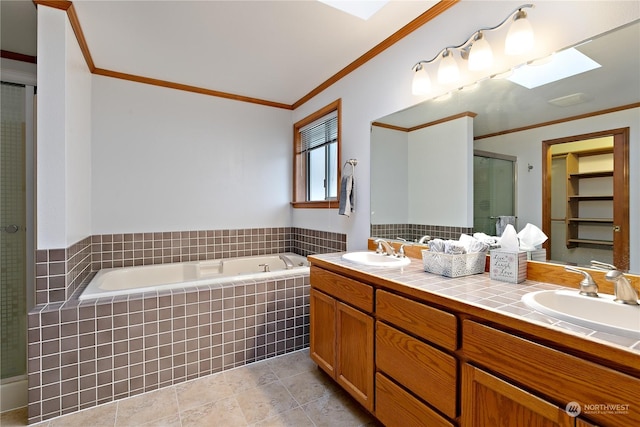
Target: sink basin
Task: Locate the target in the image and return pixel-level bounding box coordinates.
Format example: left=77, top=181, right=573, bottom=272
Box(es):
left=342, top=251, right=411, bottom=268
left=522, top=290, right=640, bottom=338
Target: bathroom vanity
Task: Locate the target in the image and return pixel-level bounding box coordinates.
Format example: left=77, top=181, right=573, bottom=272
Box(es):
left=308, top=252, right=640, bottom=427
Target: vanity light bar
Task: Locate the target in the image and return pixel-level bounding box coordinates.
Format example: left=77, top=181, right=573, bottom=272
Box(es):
left=411, top=4, right=535, bottom=95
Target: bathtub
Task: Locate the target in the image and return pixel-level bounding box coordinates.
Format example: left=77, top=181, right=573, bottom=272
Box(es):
left=79, top=252, right=309, bottom=300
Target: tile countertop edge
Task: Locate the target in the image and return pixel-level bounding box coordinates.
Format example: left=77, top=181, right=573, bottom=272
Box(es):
left=308, top=253, right=640, bottom=378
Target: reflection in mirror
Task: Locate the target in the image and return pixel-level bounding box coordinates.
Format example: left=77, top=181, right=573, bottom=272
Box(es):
left=371, top=20, right=639, bottom=273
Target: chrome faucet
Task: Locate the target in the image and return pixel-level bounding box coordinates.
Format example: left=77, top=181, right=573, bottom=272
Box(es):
left=565, top=266, right=599, bottom=297
left=591, top=261, right=639, bottom=305
left=605, top=270, right=639, bottom=305
left=279, top=254, right=294, bottom=270
left=374, top=238, right=396, bottom=256
left=417, top=235, right=431, bottom=244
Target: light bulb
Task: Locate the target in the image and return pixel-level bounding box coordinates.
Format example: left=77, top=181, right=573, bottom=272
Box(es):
left=437, top=50, right=459, bottom=84
left=468, top=33, right=493, bottom=71
left=505, top=10, right=534, bottom=55
left=411, top=65, right=431, bottom=95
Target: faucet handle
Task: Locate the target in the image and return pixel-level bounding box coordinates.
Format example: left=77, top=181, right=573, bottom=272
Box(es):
left=590, top=260, right=616, bottom=271
left=565, top=266, right=599, bottom=297
left=397, top=244, right=406, bottom=258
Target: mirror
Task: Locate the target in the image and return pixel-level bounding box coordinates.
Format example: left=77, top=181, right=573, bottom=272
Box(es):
left=371, top=20, right=639, bottom=272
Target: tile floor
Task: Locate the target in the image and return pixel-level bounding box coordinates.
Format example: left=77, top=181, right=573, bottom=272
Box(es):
left=1, top=349, right=379, bottom=427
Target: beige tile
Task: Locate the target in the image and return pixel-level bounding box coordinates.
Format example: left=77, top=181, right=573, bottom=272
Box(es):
left=280, top=369, right=339, bottom=406
left=180, top=396, right=247, bottom=427
left=252, top=407, right=315, bottom=427
left=0, top=407, right=29, bottom=427
left=175, top=372, right=234, bottom=412
left=49, top=402, right=117, bottom=427
left=139, top=414, right=182, bottom=427
left=224, top=363, right=278, bottom=394
left=302, top=392, right=374, bottom=427
left=266, top=349, right=315, bottom=380
left=235, top=381, right=298, bottom=425
left=115, top=387, right=179, bottom=427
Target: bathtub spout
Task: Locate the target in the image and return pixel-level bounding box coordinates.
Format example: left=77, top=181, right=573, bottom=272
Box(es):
left=279, top=254, right=295, bottom=269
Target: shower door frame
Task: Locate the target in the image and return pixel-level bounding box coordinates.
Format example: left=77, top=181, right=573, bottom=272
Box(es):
left=473, top=150, right=518, bottom=236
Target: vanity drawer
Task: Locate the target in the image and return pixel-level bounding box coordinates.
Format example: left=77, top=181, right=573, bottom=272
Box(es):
left=310, top=266, right=373, bottom=313
left=376, top=290, right=457, bottom=351
left=376, top=322, right=457, bottom=419
left=375, top=372, right=454, bottom=427
left=462, top=320, right=640, bottom=427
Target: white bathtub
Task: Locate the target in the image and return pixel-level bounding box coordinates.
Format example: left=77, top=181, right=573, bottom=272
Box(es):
left=79, top=253, right=309, bottom=300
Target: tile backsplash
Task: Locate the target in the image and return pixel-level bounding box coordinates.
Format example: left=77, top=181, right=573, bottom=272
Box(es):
left=35, top=227, right=346, bottom=305
left=371, top=223, right=474, bottom=242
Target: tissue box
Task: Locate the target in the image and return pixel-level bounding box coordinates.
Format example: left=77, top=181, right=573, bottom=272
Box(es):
left=490, top=250, right=527, bottom=283
left=526, top=249, right=546, bottom=262
left=422, top=250, right=487, bottom=278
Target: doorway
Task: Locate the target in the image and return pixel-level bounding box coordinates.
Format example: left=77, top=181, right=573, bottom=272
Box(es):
left=473, top=151, right=517, bottom=236
left=542, top=128, right=630, bottom=270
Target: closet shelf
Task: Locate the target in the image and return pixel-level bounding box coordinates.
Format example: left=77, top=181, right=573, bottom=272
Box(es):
left=567, top=238, right=614, bottom=246
left=567, top=195, right=613, bottom=201
left=568, top=170, right=613, bottom=179
left=567, top=218, right=613, bottom=223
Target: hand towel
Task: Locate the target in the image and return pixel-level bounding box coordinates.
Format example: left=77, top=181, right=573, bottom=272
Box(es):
left=338, top=175, right=355, bottom=217
left=496, top=215, right=516, bottom=236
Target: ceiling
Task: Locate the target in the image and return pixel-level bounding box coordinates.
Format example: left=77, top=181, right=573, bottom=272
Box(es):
left=1, top=0, right=439, bottom=106
left=376, top=20, right=640, bottom=137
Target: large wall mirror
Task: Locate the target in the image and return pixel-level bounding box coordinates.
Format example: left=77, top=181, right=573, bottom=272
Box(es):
left=371, top=20, right=639, bottom=273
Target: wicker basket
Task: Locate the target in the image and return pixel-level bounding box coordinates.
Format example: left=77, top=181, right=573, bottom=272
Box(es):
left=421, top=250, right=487, bottom=277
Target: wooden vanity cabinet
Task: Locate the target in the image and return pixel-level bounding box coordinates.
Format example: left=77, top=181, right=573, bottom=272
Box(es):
left=461, top=363, right=574, bottom=427
left=462, top=320, right=640, bottom=427
left=309, top=266, right=374, bottom=411
left=375, top=290, right=458, bottom=425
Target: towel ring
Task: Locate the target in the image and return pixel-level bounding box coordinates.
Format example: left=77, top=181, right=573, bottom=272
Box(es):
left=343, top=159, right=358, bottom=175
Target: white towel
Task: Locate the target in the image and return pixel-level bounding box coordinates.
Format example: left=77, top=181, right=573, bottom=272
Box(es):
left=338, top=175, right=355, bottom=217
left=496, top=215, right=516, bottom=236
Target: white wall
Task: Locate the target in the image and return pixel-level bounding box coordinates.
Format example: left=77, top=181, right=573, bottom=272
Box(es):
left=291, top=1, right=639, bottom=251
left=475, top=107, right=640, bottom=272
left=408, top=116, right=474, bottom=227
left=370, top=126, right=408, bottom=224
left=91, top=76, right=293, bottom=234
left=37, top=7, right=92, bottom=249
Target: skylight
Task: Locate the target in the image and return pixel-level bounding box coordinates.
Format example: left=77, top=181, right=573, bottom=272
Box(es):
left=507, top=48, right=602, bottom=89
left=319, top=1, right=389, bottom=20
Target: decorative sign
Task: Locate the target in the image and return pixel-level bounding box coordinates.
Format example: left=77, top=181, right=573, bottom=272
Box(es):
left=490, top=250, right=527, bottom=283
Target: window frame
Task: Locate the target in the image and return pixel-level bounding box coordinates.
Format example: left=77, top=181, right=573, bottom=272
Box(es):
left=292, top=99, right=342, bottom=208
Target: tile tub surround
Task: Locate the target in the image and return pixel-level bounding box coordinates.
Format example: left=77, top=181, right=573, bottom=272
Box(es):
left=371, top=223, right=474, bottom=242
left=35, top=227, right=346, bottom=304
left=27, top=274, right=310, bottom=424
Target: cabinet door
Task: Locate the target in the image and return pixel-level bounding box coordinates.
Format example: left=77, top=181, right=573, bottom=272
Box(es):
left=310, top=288, right=336, bottom=376
left=576, top=419, right=600, bottom=427
left=336, top=300, right=374, bottom=412
left=461, top=364, right=574, bottom=427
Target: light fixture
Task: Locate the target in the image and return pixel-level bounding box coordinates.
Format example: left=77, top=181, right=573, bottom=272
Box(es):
left=505, top=9, right=534, bottom=55
left=411, top=4, right=535, bottom=95
left=411, top=63, right=431, bottom=95
left=468, top=32, right=493, bottom=71
left=438, top=50, right=460, bottom=84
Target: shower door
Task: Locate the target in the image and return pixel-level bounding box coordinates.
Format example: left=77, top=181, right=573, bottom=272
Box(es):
left=473, top=152, right=516, bottom=236
left=1, top=82, right=28, bottom=387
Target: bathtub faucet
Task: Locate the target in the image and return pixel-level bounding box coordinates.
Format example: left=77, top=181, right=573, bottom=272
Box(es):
left=279, top=254, right=294, bottom=270
left=258, top=263, right=270, bottom=272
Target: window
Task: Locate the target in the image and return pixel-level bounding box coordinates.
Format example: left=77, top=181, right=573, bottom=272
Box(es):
left=292, top=100, right=341, bottom=208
